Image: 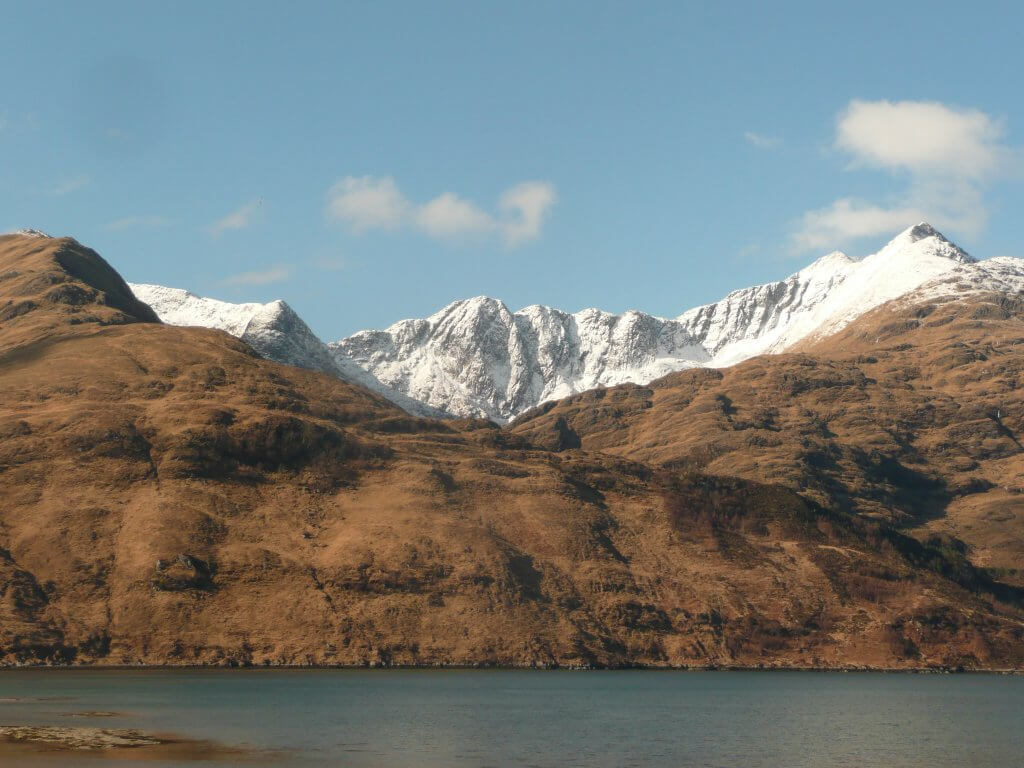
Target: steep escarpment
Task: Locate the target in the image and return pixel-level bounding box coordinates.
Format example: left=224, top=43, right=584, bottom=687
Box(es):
left=1, top=232, right=1022, bottom=671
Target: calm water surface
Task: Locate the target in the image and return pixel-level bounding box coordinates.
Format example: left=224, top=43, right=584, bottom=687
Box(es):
left=0, top=669, right=1021, bottom=767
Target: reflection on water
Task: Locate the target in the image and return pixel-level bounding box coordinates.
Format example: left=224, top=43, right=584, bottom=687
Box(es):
left=0, top=669, right=1022, bottom=767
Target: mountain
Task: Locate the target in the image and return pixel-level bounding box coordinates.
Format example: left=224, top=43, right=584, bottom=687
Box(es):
left=4, top=231, right=1023, bottom=671
left=337, top=223, right=1011, bottom=423
left=130, top=284, right=345, bottom=376
left=129, top=283, right=445, bottom=419
left=675, top=222, right=976, bottom=364
left=333, top=299, right=708, bottom=422
left=511, top=285, right=1024, bottom=586
left=125, top=224, right=1020, bottom=425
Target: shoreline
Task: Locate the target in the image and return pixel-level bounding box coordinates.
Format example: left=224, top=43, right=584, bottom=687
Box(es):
left=1, top=663, right=1021, bottom=674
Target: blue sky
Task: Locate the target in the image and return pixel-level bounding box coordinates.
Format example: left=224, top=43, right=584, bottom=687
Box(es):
left=2, top=1, right=1022, bottom=339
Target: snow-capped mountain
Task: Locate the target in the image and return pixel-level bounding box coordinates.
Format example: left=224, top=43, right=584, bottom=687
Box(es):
left=131, top=284, right=343, bottom=375
left=915, top=254, right=1024, bottom=299
left=126, top=223, right=1024, bottom=425
left=333, top=223, right=1023, bottom=423
left=129, top=283, right=444, bottom=418
left=675, top=222, right=976, bottom=365
left=333, top=301, right=709, bottom=422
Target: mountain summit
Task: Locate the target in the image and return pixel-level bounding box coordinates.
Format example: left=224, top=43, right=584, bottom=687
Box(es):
left=130, top=284, right=344, bottom=376
left=673, top=222, right=980, bottom=367
left=901, top=221, right=974, bottom=256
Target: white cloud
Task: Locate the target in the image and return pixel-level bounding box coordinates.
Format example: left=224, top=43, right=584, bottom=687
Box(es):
left=415, top=192, right=495, bottom=239
left=744, top=131, right=781, bottom=149
left=51, top=175, right=90, bottom=196
left=222, top=265, right=290, bottom=286
left=499, top=181, right=557, bottom=246
left=792, top=199, right=928, bottom=252
left=836, top=100, right=1005, bottom=178
left=791, top=100, right=1019, bottom=252
left=107, top=215, right=172, bottom=231
left=210, top=199, right=262, bottom=236
left=326, top=176, right=556, bottom=246
left=326, top=176, right=408, bottom=232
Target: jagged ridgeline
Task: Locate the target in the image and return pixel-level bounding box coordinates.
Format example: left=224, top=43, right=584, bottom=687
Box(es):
left=1, top=229, right=1024, bottom=670
left=133, top=223, right=1024, bottom=422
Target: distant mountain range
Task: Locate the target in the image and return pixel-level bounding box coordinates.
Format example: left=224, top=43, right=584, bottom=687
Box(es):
left=129, top=223, right=1024, bottom=422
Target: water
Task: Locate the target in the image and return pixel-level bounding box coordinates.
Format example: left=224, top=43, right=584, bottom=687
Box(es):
left=0, top=669, right=1022, bottom=767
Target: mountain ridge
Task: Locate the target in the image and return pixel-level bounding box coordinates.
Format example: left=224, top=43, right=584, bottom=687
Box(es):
left=113, top=223, right=1023, bottom=423
left=129, top=282, right=446, bottom=419
left=335, top=222, right=1017, bottom=421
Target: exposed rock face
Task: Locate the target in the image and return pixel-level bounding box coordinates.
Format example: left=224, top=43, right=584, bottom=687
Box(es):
left=2, top=231, right=1024, bottom=671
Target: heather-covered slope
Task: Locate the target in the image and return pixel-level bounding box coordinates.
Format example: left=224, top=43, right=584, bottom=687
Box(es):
left=1, top=232, right=1023, bottom=670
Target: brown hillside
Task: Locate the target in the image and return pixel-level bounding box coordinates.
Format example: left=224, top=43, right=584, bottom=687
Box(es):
left=512, top=293, right=1024, bottom=586
left=1, top=233, right=1022, bottom=670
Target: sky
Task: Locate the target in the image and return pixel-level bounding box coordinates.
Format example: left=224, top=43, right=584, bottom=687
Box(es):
left=2, top=1, right=1023, bottom=340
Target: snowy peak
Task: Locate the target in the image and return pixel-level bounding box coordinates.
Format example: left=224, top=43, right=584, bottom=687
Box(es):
left=674, top=222, right=981, bottom=366
left=873, top=221, right=975, bottom=266
left=336, top=223, right=1023, bottom=422
left=675, top=246, right=858, bottom=365
left=130, top=282, right=341, bottom=376
left=333, top=299, right=707, bottom=423
left=898, top=221, right=973, bottom=258
left=798, top=250, right=853, bottom=277
left=129, top=282, right=445, bottom=418
left=123, top=222, right=1024, bottom=425
left=906, top=221, right=942, bottom=243
left=130, top=283, right=283, bottom=340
